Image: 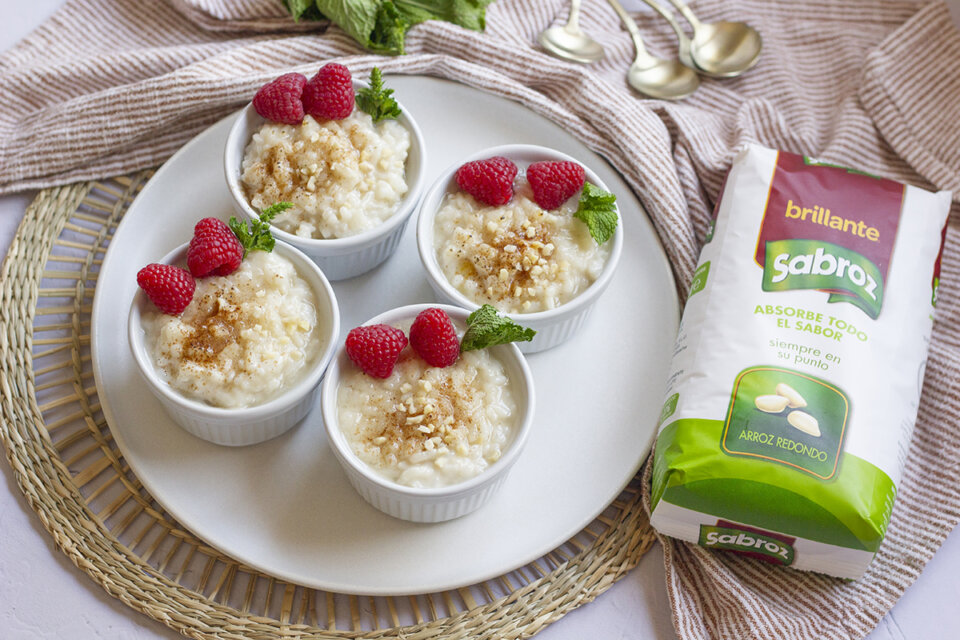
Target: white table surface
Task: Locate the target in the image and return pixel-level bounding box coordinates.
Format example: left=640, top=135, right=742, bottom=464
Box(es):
left=1, top=2, right=958, bottom=638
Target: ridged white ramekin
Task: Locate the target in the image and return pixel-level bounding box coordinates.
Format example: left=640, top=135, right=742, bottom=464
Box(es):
left=415, top=144, right=623, bottom=353
left=128, top=240, right=340, bottom=446
left=224, top=78, right=426, bottom=281
left=320, top=304, right=535, bottom=523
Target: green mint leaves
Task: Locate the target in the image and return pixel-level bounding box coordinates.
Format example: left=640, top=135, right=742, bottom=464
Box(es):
left=283, top=0, right=494, bottom=55
left=356, top=67, right=402, bottom=123
left=370, top=3, right=406, bottom=55
left=460, top=305, right=536, bottom=352
left=229, top=202, right=293, bottom=255
left=284, top=0, right=322, bottom=21
left=574, top=182, right=619, bottom=245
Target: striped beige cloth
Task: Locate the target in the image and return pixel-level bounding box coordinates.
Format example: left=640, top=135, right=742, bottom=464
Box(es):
left=3, top=0, right=960, bottom=638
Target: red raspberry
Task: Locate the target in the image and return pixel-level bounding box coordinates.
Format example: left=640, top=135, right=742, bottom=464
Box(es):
left=252, top=72, right=307, bottom=125
left=409, top=308, right=460, bottom=368
left=527, top=161, right=586, bottom=210
left=136, top=264, right=195, bottom=315
left=345, top=324, right=408, bottom=378
left=455, top=157, right=518, bottom=207
left=302, top=63, right=354, bottom=121
left=187, top=217, right=244, bottom=278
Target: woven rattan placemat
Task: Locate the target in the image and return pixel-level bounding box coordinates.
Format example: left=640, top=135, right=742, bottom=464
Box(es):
left=0, top=172, right=657, bottom=639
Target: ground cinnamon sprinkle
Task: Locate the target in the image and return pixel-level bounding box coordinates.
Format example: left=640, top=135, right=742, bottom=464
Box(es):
left=337, top=343, right=516, bottom=488
left=361, top=376, right=480, bottom=467
left=182, top=290, right=241, bottom=367
left=240, top=111, right=410, bottom=239
left=141, top=251, right=320, bottom=408
left=435, top=188, right=607, bottom=313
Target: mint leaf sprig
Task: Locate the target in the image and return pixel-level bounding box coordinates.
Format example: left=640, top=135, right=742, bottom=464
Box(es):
left=356, top=67, right=402, bottom=123
left=573, top=182, right=619, bottom=245
left=282, top=1, right=494, bottom=56
left=229, top=202, right=293, bottom=255
left=460, top=305, right=536, bottom=352
left=284, top=0, right=322, bottom=21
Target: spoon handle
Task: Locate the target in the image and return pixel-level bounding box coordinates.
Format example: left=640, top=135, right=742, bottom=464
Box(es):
left=638, top=0, right=688, bottom=40
left=636, top=0, right=695, bottom=69
left=565, top=0, right=585, bottom=30
left=663, top=0, right=702, bottom=30
left=605, top=0, right=657, bottom=66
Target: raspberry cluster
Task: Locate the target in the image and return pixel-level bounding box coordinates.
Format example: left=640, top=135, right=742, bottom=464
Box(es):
left=137, top=217, right=245, bottom=315
left=252, top=63, right=354, bottom=124
left=346, top=308, right=460, bottom=378
left=455, top=157, right=586, bottom=210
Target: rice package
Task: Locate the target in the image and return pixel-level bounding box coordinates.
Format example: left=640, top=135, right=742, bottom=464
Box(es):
left=649, top=144, right=951, bottom=578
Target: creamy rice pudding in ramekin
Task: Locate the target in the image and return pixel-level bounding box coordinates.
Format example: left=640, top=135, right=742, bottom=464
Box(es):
left=321, top=304, right=535, bottom=522
left=433, top=184, right=611, bottom=314
left=417, top=145, right=623, bottom=353
left=141, top=250, right=322, bottom=408
left=337, top=332, right=517, bottom=489
left=130, top=241, right=340, bottom=446
left=225, top=90, right=426, bottom=281
left=241, top=110, right=411, bottom=240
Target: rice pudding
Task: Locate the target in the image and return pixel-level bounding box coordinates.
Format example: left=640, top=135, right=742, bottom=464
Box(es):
left=337, top=343, right=517, bottom=489
left=241, top=111, right=410, bottom=239
left=141, top=250, right=322, bottom=408
left=434, top=185, right=611, bottom=313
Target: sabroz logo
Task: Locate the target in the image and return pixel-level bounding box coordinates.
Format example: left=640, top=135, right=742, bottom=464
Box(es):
left=770, top=245, right=879, bottom=301
left=704, top=530, right=792, bottom=561
left=785, top=199, right=880, bottom=242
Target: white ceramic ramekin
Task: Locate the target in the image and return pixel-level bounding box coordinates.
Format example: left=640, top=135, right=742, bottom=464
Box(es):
left=320, top=303, right=535, bottom=523
left=224, top=79, right=426, bottom=281
left=415, top=144, right=623, bottom=353
left=128, top=240, right=340, bottom=446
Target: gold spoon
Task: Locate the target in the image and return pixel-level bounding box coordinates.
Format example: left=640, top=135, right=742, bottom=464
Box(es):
left=635, top=0, right=697, bottom=73
left=606, top=0, right=700, bottom=100
left=664, top=0, right=762, bottom=77
left=538, top=0, right=605, bottom=64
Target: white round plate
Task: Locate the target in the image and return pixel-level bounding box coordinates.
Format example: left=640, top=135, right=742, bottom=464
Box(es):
left=91, top=76, right=679, bottom=595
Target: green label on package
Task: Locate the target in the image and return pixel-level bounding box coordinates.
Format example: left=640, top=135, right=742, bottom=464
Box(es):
left=689, top=261, right=710, bottom=297
left=762, top=239, right=884, bottom=319
left=699, top=524, right=796, bottom=565
left=659, top=393, right=679, bottom=427
left=721, top=366, right=850, bottom=480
